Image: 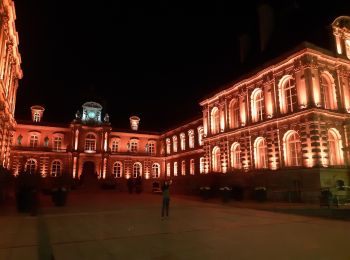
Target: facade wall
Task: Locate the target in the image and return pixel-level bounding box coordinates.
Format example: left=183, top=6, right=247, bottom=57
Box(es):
left=160, top=118, right=204, bottom=178
left=10, top=120, right=165, bottom=181
left=0, top=0, right=22, bottom=168
left=200, top=47, right=350, bottom=190
left=6, top=7, right=350, bottom=200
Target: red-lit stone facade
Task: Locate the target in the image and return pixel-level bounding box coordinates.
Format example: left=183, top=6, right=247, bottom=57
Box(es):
left=11, top=103, right=167, bottom=182
left=10, top=102, right=205, bottom=189
left=0, top=0, right=22, bottom=169
left=6, top=12, right=350, bottom=200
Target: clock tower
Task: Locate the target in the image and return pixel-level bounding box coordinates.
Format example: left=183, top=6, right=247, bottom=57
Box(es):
left=80, top=102, right=103, bottom=124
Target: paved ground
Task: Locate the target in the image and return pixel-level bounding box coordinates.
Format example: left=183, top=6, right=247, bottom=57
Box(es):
left=0, top=191, right=350, bottom=260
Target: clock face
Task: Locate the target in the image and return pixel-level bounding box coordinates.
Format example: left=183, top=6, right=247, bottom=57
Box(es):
left=88, top=111, right=95, bottom=119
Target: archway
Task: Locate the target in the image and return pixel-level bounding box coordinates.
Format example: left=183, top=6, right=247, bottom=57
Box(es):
left=81, top=161, right=96, bottom=182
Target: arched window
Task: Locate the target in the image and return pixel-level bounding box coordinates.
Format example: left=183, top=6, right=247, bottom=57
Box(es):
left=200, top=157, right=205, bottom=173
left=25, top=159, right=37, bottom=173
left=188, top=130, right=195, bottom=148
left=30, top=134, right=39, bottom=148
left=174, top=162, right=178, bottom=176
left=190, top=159, right=195, bottom=175
left=254, top=137, right=268, bottom=169
left=181, top=160, right=186, bottom=175
left=166, top=163, right=171, bottom=177
left=180, top=133, right=186, bottom=151
left=111, top=139, right=119, bottom=153
left=328, top=128, right=343, bottom=165
left=230, top=142, right=241, bottom=169
left=166, top=138, right=171, bottom=154
left=51, top=160, right=61, bottom=177
left=133, top=162, right=142, bottom=178
left=283, top=131, right=302, bottom=166
left=152, top=163, right=160, bottom=178
left=320, top=73, right=337, bottom=110
left=172, top=136, right=178, bottom=153
left=198, top=126, right=204, bottom=146
left=53, top=137, right=62, bottom=151
left=251, top=89, right=264, bottom=123
left=210, top=107, right=220, bottom=134
left=279, top=76, right=297, bottom=114
left=85, top=134, right=96, bottom=152
left=212, top=146, right=221, bottom=172
left=346, top=39, right=350, bottom=60
left=229, top=99, right=240, bottom=129
left=113, top=162, right=122, bottom=178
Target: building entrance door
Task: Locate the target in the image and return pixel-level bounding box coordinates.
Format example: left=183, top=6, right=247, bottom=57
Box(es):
left=80, top=161, right=97, bottom=184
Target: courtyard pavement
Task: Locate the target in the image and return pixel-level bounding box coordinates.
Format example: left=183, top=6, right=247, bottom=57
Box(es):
left=0, top=190, right=350, bottom=260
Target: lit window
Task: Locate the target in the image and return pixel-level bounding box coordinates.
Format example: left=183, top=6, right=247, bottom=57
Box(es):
left=200, top=157, right=205, bottom=173
left=210, top=107, right=220, bottom=134
left=85, top=134, right=96, bottom=152
left=230, top=143, right=241, bottom=169
left=166, top=138, right=171, bottom=154
left=111, top=139, right=119, bottom=153
left=152, top=163, right=160, bottom=178
left=51, top=160, right=61, bottom=177
left=30, top=135, right=39, bottom=148
left=188, top=130, right=195, bottom=148
left=133, top=162, right=142, bottom=178
left=33, top=112, right=40, bottom=122
left=212, top=146, right=221, bottom=172
left=113, top=162, right=123, bottom=178
left=190, top=159, right=195, bottom=175
left=25, top=159, right=37, bottom=173
left=346, top=40, right=350, bottom=59
left=254, top=137, right=268, bottom=169
left=166, top=163, right=171, bottom=177
left=130, top=140, right=138, bottom=152
left=280, top=77, right=297, bottom=114
left=283, top=131, right=302, bottom=166
left=53, top=137, right=62, bottom=151
left=172, top=136, right=178, bottom=153
left=180, top=133, right=186, bottom=151
left=328, top=128, right=343, bottom=165
left=181, top=160, right=186, bottom=175
left=251, top=89, right=264, bottom=123
left=198, top=126, right=204, bottom=146
left=174, top=162, right=178, bottom=176
left=229, top=99, right=240, bottom=128
left=148, top=142, right=155, bottom=155
left=320, top=73, right=337, bottom=110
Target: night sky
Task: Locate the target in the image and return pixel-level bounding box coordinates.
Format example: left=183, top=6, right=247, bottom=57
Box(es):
left=13, top=0, right=350, bottom=132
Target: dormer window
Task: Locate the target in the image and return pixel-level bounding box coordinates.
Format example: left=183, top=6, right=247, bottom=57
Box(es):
left=31, top=105, right=45, bottom=122
left=33, top=112, right=40, bottom=122
left=332, top=16, right=350, bottom=60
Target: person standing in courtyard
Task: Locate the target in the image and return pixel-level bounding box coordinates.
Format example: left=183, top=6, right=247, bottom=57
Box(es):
left=161, top=180, right=172, bottom=219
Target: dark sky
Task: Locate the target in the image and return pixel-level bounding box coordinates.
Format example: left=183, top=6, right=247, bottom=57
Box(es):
left=13, top=0, right=350, bottom=131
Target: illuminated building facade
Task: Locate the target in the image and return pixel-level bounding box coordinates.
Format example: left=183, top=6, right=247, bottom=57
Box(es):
left=0, top=0, right=22, bottom=168
left=198, top=17, right=350, bottom=200
left=7, top=14, right=350, bottom=199
left=11, top=102, right=166, bottom=183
